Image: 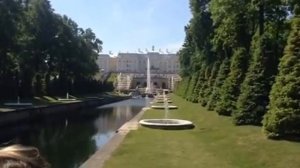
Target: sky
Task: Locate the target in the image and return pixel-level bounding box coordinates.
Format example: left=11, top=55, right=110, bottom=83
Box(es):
left=49, top=0, right=192, bottom=54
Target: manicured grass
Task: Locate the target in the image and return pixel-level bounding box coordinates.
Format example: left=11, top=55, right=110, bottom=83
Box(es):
left=104, top=94, right=300, bottom=168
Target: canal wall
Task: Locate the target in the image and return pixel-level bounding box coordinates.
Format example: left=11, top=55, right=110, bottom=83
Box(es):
left=80, top=107, right=149, bottom=168
left=0, top=96, right=129, bottom=127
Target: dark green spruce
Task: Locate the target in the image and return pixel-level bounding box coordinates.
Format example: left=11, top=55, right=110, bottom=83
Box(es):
left=263, top=16, right=300, bottom=138
left=207, top=58, right=230, bottom=111
left=215, top=48, right=248, bottom=116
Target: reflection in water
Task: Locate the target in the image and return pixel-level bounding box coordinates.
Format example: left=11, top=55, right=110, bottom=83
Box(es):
left=0, top=99, right=146, bottom=168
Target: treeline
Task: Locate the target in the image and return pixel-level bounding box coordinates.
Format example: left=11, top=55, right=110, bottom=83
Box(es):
left=176, top=0, right=300, bottom=139
left=0, top=0, right=106, bottom=100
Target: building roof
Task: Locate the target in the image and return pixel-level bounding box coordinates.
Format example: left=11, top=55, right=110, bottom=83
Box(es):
left=99, top=54, right=110, bottom=57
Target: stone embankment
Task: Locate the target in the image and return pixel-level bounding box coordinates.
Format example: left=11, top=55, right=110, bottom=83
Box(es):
left=0, top=96, right=129, bottom=127
left=80, top=107, right=149, bottom=168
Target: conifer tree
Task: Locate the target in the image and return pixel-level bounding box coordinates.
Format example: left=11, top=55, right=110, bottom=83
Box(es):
left=207, top=58, right=230, bottom=110
left=178, top=25, right=194, bottom=77
left=233, top=33, right=270, bottom=124
left=216, top=48, right=248, bottom=115
left=191, top=66, right=206, bottom=103
left=198, top=66, right=212, bottom=106
left=263, top=16, right=300, bottom=138
left=190, top=71, right=200, bottom=103
left=204, top=61, right=220, bottom=108
left=186, top=72, right=199, bottom=101
left=185, top=0, right=214, bottom=104
left=210, top=0, right=251, bottom=114
left=175, top=77, right=191, bottom=98
left=233, top=0, right=287, bottom=125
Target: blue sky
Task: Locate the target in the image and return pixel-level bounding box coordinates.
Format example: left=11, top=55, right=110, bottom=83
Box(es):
left=49, top=0, right=191, bottom=54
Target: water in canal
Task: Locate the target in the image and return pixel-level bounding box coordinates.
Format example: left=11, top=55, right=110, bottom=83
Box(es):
left=0, top=98, right=147, bottom=168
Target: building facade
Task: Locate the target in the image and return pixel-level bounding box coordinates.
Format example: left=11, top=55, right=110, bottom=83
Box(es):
left=98, top=52, right=180, bottom=74
left=97, top=52, right=181, bottom=91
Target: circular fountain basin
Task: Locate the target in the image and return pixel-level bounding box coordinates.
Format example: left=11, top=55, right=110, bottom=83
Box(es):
left=58, top=98, right=77, bottom=101
left=155, top=97, right=171, bottom=100
left=139, top=119, right=194, bottom=130
left=4, top=103, right=33, bottom=106
left=155, top=99, right=171, bottom=102
left=155, top=100, right=172, bottom=103
left=151, top=105, right=178, bottom=109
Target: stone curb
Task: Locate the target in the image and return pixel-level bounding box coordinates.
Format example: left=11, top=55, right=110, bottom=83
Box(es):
left=80, top=107, right=150, bottom=168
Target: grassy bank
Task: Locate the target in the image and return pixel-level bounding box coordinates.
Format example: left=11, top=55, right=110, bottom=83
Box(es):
left=104, top=94, right=300, bottom=168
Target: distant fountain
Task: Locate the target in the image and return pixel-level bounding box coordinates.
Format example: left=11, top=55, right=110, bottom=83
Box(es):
left=58, top=92, right=76, bottom=101
left=139, top=90, right=194, bottom=130
left=4, top=96, right=32, bottom=107
left=163, top=91, right=169, bottom=119
left=4, top=77, right=33, bottom=107
left=145, top=56, right=151, bottom=95
left=151, top=91, right=178, bottom=109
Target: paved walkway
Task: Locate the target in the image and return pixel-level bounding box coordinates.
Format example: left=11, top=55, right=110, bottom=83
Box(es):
left=80, top=107, right=150, bottom=168
left=0, top=108, right=15, bottom=112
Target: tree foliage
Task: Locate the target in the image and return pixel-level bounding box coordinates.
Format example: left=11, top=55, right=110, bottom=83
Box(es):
left=233, top=0, right=288, bottom=125
left=215, top=48, right=248, bottom=115
left=0, top=0, right=104, bottom=99
left=0, top=0, right=23, bottom=98
left=263, top=16, right=300, bottom=138
left=207, top=57, right=230, bottom=110
left=175, top=0, right=299, bottom=139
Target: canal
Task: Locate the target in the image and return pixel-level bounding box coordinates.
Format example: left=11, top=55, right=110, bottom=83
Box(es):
left=0, top=98, right=147, bottom=168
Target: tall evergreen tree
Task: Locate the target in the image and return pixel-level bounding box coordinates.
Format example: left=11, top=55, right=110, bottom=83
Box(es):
left=175, top=77, right=191, bottom=98
left=263, top=15, right=300, bottom=138
left=215, top=48, right=248, bottom=115
left=207, top=57, right=230, bottom=110
left=177, top=0, right=214, bottom=102
left=192, top=65, right=206, bottom=102
left=210, top=0, right=252, bottom=53
left=189, top=0, right=214, bottom=103
left=189, top=71, right=200, bottom=102
left=198, top=66, right=212, bottom=106
left=178, top=25, right=194, bottom=77
left=233, top=32, right=270, bottom=124
left=186, top=72, right=199, bottom=101
left=233, top=0, right=287, bottom=125
left=210, top=0, right=251, bottom=115
left=203, top=61, right=220, bottom=107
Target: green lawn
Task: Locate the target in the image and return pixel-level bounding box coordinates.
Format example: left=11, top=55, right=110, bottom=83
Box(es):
left=104, top=94, right=300, bottom=168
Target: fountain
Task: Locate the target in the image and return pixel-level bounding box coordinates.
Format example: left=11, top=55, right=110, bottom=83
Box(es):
left=145, top=56, right=152, bottom=96
left=155, top=99, right=172, bottom=103
left=4, top=77, right=33, bottom=107
left=139, top=90, right=194, bottom=130
left=154, top=94, right=172, bottom=103
left=58, top=92, right=77, bottom=101
left=151, top=90, right=178, bottom=109
left=151, top=105, right=178, bottom=109
left=4, top=96, right=33, bottom=107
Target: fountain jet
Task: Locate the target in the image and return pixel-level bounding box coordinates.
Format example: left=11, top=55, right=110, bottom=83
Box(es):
left=139, top=90, right=194, bottom=130
left=145, top=56, right=151, bottom=95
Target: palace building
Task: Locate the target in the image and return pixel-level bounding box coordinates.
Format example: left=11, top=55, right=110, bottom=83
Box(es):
left=97, top=51, right=181, bottom=91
